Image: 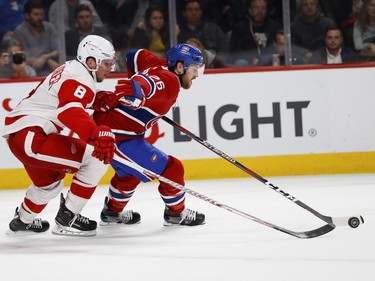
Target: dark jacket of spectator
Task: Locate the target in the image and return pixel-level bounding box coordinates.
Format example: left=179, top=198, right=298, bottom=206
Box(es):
left=291, top=13, right=337, bottom=51
left=230, top=15, right=281, bottom=52
left=178, top=21, right=229, bottom=53
left=309, top=46, right=359, bottom=64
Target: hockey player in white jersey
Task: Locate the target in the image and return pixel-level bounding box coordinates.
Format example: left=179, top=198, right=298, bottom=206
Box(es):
left=2, top=35, right=116, bottom=236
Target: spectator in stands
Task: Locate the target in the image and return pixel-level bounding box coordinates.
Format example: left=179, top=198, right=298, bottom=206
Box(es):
left=353, top=0, right=375, bottom=60
left=318, top=0, right=354, bottom=27
left=230, top=0, right=282, bottom=66
left=87, top=0, right=112, bottom=26
left=100, top=0, right=163, bottom=51
left=178, top=0, right=229, bottom=56
left=13, top=0, right=59, bottom=76
left=194, top=0, right=221, bottom=24
left=291, top=0, right=337, bottom=59
left=0, top=38, right=36, bottom=78
left=338, top=1, right=364, bottom=50
left=129, top=1, right=164, bottom=36
left=65, top=4, right=111, bottom=60
left=352, top=0, right=365, bottom=16
left=131, top=6, right=171, bottom=58
left=309, top=27, right=359, bottom=64
left=48, top=0, right=104, bottom=32
left=217, top=0, right=247, bottom=35
left=41, top=0, right=55, bottom=14
left=99, top=0, right=139, bottom=52
left=266, top=0, right=298, bottom=25
left=0, top=0, right=27, bottom=44
left=255, top=29, right=307, bottom=66
left=186, top=37, right=227, bottom=68
left=90, top=0, right=163, bottom=64
left=164, top=0, right=221, bottom=27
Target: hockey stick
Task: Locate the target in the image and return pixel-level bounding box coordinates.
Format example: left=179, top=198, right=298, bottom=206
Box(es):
left=112, top=151, right=335, bottom=239
left=162, top=116, right=364, bottom=229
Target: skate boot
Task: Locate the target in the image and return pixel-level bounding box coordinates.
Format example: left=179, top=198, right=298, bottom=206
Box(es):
left=52, top=193, right=97, bottom=237
left=7, top=207, right=50, bottom=235
left=100, top=196, right=141, bottom=226
left=163, top=207, right=205, bottom=226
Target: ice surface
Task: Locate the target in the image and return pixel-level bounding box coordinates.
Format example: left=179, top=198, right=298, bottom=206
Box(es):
left=0, top=174, right=374, bottom=281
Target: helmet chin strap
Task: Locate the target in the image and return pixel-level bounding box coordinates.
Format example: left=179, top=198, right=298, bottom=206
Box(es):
left=173, top=66, right=186, bottom=87
left=177, top=72, right=184, bottom=86
left=170, top=62, right=187, bottom=87
left=85, top=61, right=99, bottom=82
left=91, top=70, right=98, bottom=83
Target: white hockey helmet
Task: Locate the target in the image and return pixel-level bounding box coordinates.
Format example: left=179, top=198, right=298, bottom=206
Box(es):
left=77, top=35, right=116, bottom=71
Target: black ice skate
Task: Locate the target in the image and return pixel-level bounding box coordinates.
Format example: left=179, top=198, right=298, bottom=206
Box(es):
left=52, top=193, right=97, bottom=237
left=100, top=196, right=141, bottom=226
left=163, top=207, right=205, bottom=226
left=7, top=207, right=50, bottom=235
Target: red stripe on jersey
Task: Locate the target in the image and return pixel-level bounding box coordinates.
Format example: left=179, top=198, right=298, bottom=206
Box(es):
left=4, top=115, right=25, bottom=126
left=58, top=107, right=97, bottom=142
left=70, top=178, right=96, bottom=199
left=5, top=114, right=64, bottom=133
left=23, top=198, right=48, bottom=213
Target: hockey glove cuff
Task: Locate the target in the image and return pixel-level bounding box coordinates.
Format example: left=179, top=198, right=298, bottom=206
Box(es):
left=115, top=79, right=145, bottom=110
left=93, top=90, right=120, bottom=112
left=90, top=126, right=115, bottom=164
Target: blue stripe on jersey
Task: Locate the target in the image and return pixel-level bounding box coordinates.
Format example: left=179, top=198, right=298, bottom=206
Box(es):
left=126, top=49, right=141, bottom=73
left=135, top=73, right=156, bottom=98
left=161, top=192, right=185, bottom=205
left=112, top=129, right=144, bottom=138
left=111, top=138, right=168, bottom=182
left=117, top=103, right=158, bottom=127
left=109, top=189, right=132, bottom=200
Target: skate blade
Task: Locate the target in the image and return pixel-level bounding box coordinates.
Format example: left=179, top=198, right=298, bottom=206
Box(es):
left=163, top=221, right=206, bottom=227
left=99, top=220, right=141, bottom=227
left=52, top=225, right=96, bottom=237
left=5, top=229, right=48, bottom=236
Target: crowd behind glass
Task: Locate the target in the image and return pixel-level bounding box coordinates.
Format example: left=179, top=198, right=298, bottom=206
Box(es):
left=1, top=0, right=375, bottom=78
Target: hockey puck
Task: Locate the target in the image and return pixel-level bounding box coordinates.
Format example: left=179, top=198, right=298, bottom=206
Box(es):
left=348, top=216, right=364, bottom=228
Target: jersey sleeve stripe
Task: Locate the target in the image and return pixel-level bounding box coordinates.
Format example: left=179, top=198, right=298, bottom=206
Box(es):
left=111, top=129, right=145, bottom=138
left=114, top=108, right=146, bottom=126
left=116, top=104, right=158, bottom=126
left=135, top=73, right=156, bottom=99
left=56, top=102, right=84, bottom=116
left=126, top=49, right=142, bottom=73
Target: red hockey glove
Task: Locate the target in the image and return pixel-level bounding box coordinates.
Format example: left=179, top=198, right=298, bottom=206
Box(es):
left=115, top=79, right=145, bottom=110
left=93, top=91, right=120, bottom=112
left=90, top=126, right=115, bottom=164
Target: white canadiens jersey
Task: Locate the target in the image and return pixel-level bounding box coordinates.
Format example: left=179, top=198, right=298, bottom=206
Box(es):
left=3, top=60, right=98, bottom=141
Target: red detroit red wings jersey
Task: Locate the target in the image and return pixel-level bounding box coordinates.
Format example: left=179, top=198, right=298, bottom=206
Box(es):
left=94, top=49, right=181, bottom=141
left=2, top=60, right=98, bottom=142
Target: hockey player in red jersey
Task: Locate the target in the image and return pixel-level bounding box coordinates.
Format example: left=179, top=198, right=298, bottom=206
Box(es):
left=93, top=44, right=206, bottom=226
left=2, top=35, right=116, bottom=236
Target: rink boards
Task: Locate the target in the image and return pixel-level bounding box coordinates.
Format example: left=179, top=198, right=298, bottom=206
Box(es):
left=0, top=64, right=374, bottom=189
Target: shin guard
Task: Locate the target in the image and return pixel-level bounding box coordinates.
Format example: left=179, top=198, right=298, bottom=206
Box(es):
left=107, top=174, right=141, bottom=213
left=159, top=156, right=186, bottom=214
